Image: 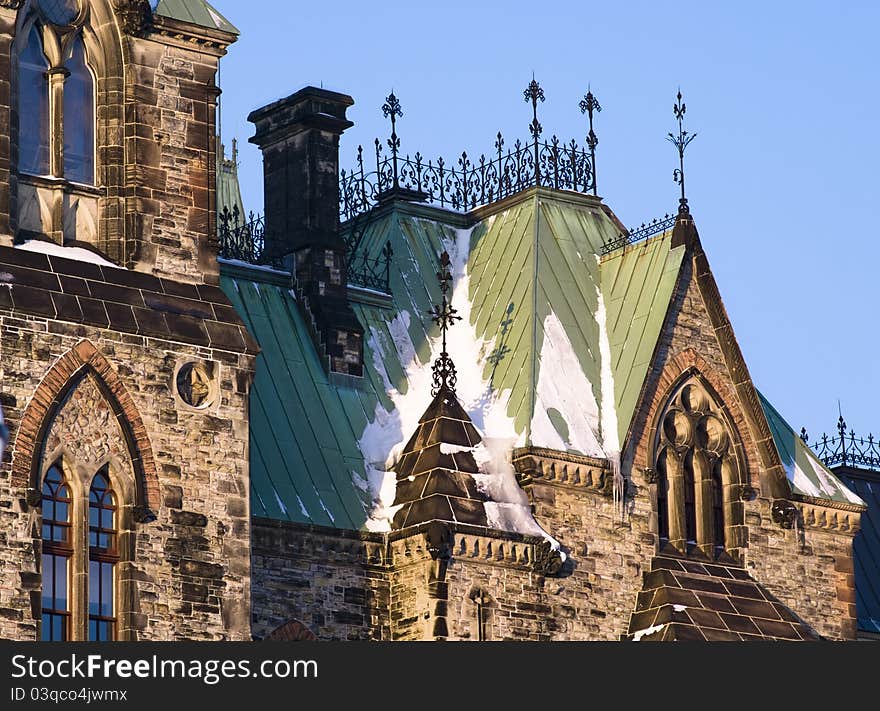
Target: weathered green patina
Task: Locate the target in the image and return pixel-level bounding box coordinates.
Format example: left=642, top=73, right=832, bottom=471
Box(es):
left=154, top=0, right=238, bottom=34
left=222, top=188, right=860, bottom=530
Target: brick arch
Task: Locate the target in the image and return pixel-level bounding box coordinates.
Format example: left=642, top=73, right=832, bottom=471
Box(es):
left=12, top=340, right=159, bottom=516
left=264, top=620, right=318, bottom=642
left=636, top=348, right=792, bottom=501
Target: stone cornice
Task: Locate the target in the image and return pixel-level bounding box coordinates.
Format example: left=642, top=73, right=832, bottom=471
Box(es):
left=146, top=15, right=237, bottom=56
left=791, top=495, right=864, bottom=535
left=251, top=516, right=565, bottom=575
left=513, top=445, right=612, bottom=495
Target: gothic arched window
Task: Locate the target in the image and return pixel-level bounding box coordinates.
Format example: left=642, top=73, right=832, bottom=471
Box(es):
left=62, top=36, right=95, bottom=184
left=41, top=462, right=71, bottom=641
left=88, top=469, right=118, bottom=641
left=18, top=24, right=50, bottom=176
left=40, top=462, right=122, bottom=642
left=16, top=1, right=95, bottom=185
left=654, top=378, right=742, bottom=559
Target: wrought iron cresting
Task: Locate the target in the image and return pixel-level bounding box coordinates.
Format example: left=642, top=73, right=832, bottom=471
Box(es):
left=802, top=417, right=880, bottom=471
left=340, top=80, right=598, bottom=221
left=218, top=204, right=394, bottom=293
left=579, top=87, right=602, bottom=196
left=428, top=251, right=462, bottom=396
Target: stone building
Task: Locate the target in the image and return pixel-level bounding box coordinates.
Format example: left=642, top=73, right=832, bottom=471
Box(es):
left=0, top=0, right=255, bottom=641
left=0, top=1, right=870, bottom=642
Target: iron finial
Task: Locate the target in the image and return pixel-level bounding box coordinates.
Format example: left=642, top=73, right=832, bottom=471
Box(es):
left=524, top=77, right=545, bottom=140
left=579, top=86, right=602, bottom=195
left=382, top=91, right=403, bottom=189
left=667, top=88, right=697, bottom=215
left=428, top=251, right=462, bottom=395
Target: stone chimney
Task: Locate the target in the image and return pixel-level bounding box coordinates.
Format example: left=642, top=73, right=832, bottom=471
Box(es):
left=248, top=87, right=363, bottom=376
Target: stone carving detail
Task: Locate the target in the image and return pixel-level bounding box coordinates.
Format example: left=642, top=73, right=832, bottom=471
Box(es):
left=43, top=374, right=133, bottom=476
left=424, top=521, right=454, bottom=561
left=771, top=499, right=799, bottom=530
left=176, top=362, right=217, bottom=409
left=114, top=0, right=152, bottom=36
left=532, top=540, right=564, bottom=576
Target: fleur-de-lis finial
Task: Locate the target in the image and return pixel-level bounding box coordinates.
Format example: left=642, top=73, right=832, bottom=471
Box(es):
left=579, top=85, right=602, bottom=195
left=667, top=88, right=697, bottom=215
left=382, top=91, right=403, bottom=189
left=428, top=251, right=462, bottom=395
left=524, top=76, right=545, bottom=141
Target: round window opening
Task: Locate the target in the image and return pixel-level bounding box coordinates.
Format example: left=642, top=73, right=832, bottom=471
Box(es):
left=38, top=0, right=81, bottom=26
left=176, top=362, right=215, bottom=409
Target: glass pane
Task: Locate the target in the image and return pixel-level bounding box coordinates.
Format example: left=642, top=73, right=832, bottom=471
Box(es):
left=62, top=37, right=94, bottom=184
left=41, top=554, right=53, bottom=609
left=55, top=500, right=68, bottom=524
left=18, top=26, right=49, bottom=176
left=38, top=0, right=80, bottom=26
left=88, top=559, right=99, bottom=615
left=41, top=613, right=52, bottom=641
left=53, top=614, right=64, bottom=641
left=89, top=619, right=97, bottom=642
left=101, top=562, right=114, bottom=616
left=54, top=556, right=67, bottom=608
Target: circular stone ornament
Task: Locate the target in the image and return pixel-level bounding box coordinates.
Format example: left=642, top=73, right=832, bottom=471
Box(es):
left=38, top=0, right=81, bottom=26
left=176, top=362, right=216, bottom=409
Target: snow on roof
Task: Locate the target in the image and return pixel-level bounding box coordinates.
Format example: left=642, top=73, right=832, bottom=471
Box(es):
left=16, top=240, right=120, bottom=269
left=759, top=391, right=866, bottom=507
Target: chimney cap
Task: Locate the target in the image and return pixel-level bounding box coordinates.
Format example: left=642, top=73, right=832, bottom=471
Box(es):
left=248, top=86, right=354, bottom=140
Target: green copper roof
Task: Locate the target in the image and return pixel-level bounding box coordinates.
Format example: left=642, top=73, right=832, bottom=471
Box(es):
left=226, top=189, right=859, bottom=530
left=759, top=391, right=865, bottom=506
left=601, top=232, right=686, bottom=446
left=223, top=190, right=694, bottom=530
left=153, top=0, right=239, bottom=34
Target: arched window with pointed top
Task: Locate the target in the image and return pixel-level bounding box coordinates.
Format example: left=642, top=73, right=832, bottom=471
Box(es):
left=41, top=462, right=72, bottom=641
left=18, top=23, right=50, bottom=177
left=62, top=35, right=95, bottom=185
left=653, top=376, right=745, bottom=560
left=15, top=1, right=95, bottom=185
left=88, top=468, right=118, bottom=641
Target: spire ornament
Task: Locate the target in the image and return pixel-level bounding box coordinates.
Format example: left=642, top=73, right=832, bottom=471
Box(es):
left=524, top=76, right=545, bottom=185
left=579, top=87, right=602, bottom=196
left=667, top=89, right=697, bottom=215
left=382, top=91, right=403, bottom=189
left=428, top=251, right=462, bottom=395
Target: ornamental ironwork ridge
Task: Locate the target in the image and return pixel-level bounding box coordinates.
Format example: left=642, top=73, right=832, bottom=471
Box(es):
left=217, top=205, right=393, bottom=294
left=801, top=418, right=880, bottom=472
left=340, top=81, right=599, bottom=222
left=600, top=214, right=677, bottom=255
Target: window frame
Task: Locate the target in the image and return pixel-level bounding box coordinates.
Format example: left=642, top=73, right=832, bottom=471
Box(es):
left=15, top=5, right=97, bottom=187
left=39, top=458, right=125, bottom=642
left=652, top=375, right=745, bottom=562
left=40, top=463, right=72, bottom=641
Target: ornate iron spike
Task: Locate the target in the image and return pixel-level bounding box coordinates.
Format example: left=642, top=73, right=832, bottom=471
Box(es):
left=428, top=251, right=462, bottom=395
left=800, top=428, right=809, bottom=443
left=382, top=91, right=403, bottom=189
left=579, top=86, right=602, bottom=195
left=666, top=89, right=698, bottom=215
left=524, top=77, right=545, bottom=163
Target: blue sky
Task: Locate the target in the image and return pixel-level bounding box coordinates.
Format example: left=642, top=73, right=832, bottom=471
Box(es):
left=210, top=0, right=879, bottom=442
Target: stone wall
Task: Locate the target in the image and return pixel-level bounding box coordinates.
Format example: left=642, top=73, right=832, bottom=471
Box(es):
left=624, top=238, right=859, bottom=640
left=0, top=314, right=254, bottom=640
left=250, top=519, right=388, bottom=641
left=124, top=37, right=223, bottom=283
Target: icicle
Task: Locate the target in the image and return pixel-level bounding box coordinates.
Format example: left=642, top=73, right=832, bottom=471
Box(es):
left=610, top=450, right=625, bottom=522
